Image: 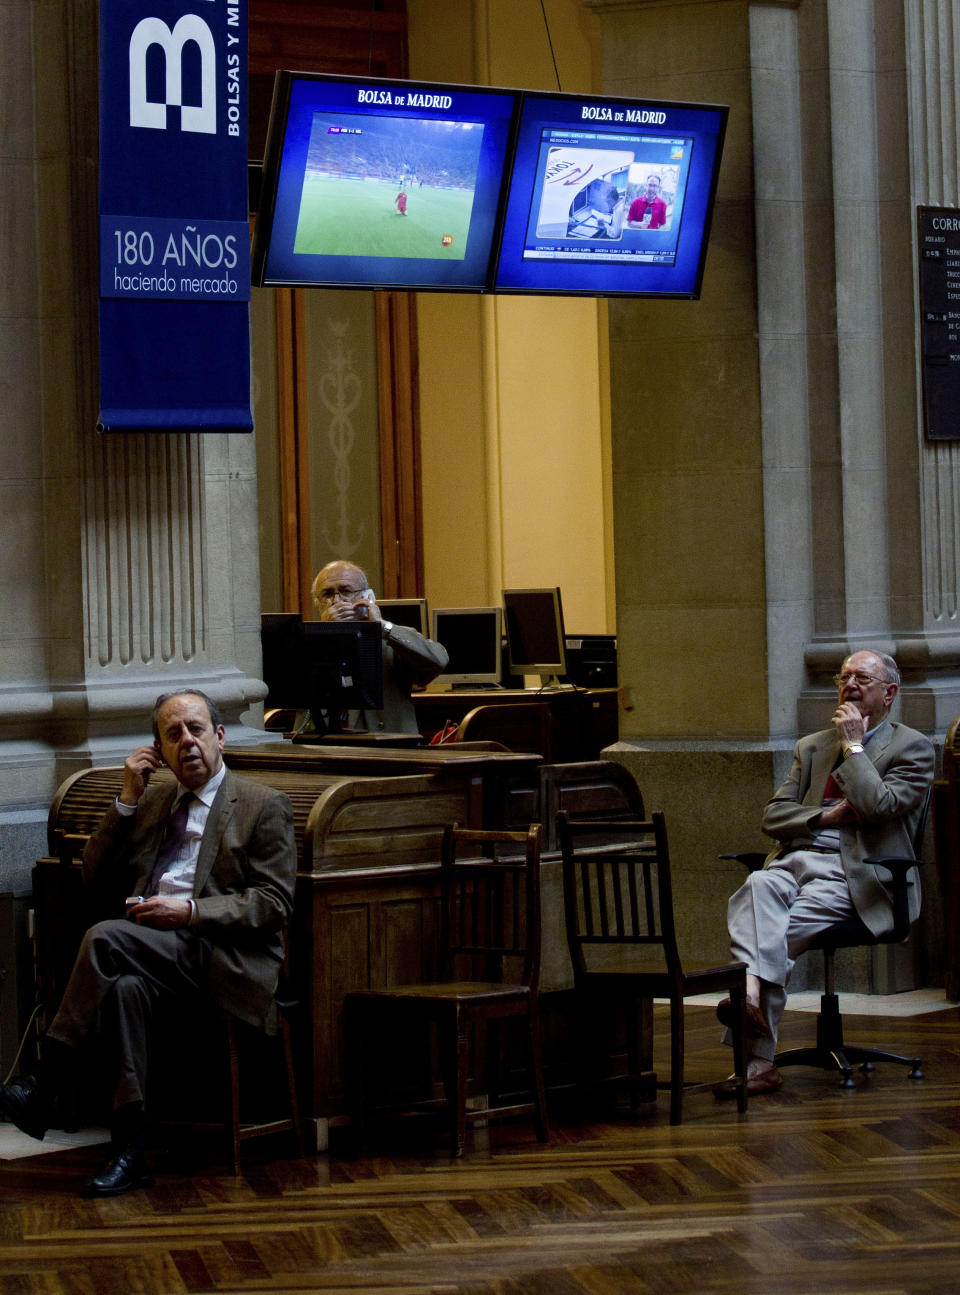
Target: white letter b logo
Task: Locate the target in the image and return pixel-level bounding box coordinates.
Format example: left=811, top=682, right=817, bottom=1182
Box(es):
left=129, top=15, right=216, bottom=133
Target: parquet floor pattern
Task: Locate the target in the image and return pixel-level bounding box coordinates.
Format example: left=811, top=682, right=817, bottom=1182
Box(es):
left=3, top=1005, right=960, bottom=1294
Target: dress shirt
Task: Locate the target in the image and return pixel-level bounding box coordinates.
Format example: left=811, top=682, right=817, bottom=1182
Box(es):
left=814, top=721, right=884, bottom=852
left=116, top=763, right=227, bottom=918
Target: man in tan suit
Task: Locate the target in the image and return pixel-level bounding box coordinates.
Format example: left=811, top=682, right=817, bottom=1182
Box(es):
left=0, top=690, right=296, bottom=1196
left=718, top=650, right=934, bottom=1094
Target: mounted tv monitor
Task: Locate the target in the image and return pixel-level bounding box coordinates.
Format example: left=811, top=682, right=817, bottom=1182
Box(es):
left=253, top=71, right=519, bottom=290
left=502, top=588, right=568, bottom=688
left=431, top=607, right=503, bottom=689
left=494, top=91, right=728, bottom=298
left=375, top=597, right=429, bottom=636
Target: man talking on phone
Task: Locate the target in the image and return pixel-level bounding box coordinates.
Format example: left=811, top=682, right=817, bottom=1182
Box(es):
left=312, top=560, right=448, bottom=733
left=716, top=650, right=934, bottom=1095
left=0, top=689, right=295, bottom=1195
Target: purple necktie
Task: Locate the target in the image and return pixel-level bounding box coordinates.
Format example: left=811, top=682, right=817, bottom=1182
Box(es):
left=145, top=793, right=194, bottom=897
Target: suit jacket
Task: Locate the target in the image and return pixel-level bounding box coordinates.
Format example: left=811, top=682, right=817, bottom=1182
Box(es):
left=761, top=719, right=935, bottom=937
left=354, top=624, right=448, bottom=733
left=82, top=769, right=296, bottom=1032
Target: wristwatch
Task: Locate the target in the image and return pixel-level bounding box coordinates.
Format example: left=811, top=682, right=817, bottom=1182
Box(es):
left=843, top=742, right=864, bottom=756
left=381, top=620, right=394, bottom=638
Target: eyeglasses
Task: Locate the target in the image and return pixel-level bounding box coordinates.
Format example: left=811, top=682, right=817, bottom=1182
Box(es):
left=317, top=585, right=365, bottom=604
left=833, top=671, right=887, bottom=688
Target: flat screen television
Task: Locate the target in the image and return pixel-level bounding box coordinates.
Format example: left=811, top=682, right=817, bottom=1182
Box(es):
left=431, top=606, right=503, bottom=689
left=494, top=91, right=727, bottom=297
left=375, top=597, right=429, bottom=636
left=502, top=587, right=568, bottom=688
left=253, top=71, right=519, bottom=290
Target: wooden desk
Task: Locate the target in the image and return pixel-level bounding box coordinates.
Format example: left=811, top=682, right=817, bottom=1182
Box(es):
left=225, top=742, right=542, bottom=831
left=412, top=687, right=620, bottom=761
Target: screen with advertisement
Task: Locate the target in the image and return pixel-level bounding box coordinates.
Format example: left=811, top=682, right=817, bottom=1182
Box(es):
left=253, top=72, right=519, bottom=290
left=494, top=92, right=727, bottom=297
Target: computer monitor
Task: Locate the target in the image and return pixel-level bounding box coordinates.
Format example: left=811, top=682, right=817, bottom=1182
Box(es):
left=299, top=621, right=384, bottom=733
left=376, top=598, right=429, bottom=636
left=502, top=588, right=568, bottom=689
left=260, top=612, right=303, bottom=710
left=431, top=607, right=503, bottom=689
left=260, top=615, right=384, bottom=733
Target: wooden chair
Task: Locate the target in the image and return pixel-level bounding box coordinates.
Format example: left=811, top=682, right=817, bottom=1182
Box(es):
left=155, top=951, right=304, bottom=1174
left=344, top=824, right=549, bottom=1157
left=557, top=811, right=749, bottom=1123
left=455, top=702, right=552, bottom=761
left=722, top=787, right=932, bottom=1086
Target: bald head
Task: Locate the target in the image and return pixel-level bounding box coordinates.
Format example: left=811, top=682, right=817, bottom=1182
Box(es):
left=312, top=561, right=370, bottom=620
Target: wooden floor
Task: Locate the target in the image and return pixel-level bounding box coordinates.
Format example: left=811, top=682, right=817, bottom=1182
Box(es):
left=3, top=1003, right=960, bottom=1294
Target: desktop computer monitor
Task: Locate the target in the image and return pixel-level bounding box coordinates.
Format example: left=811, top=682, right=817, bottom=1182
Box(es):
left=431, top=607, right=503, bottom=688
left=502, top=588, right=568, bottom=689
left=375, top=598, right=429, bottom=636
left=259, top=615, right=383, bottom=732
left=299, top=621, right=384, bottom=733
left=260, top=612, right=303, bottom=710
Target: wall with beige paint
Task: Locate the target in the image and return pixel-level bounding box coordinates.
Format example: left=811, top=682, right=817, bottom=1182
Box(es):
left=409, top=0, right=615, bottom=634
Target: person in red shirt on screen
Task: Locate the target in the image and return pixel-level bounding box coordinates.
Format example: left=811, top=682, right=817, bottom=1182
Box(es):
left=627, top=174, right=667, bottom=230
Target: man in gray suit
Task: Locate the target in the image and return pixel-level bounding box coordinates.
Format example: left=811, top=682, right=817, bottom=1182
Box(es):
left=312, top=560, right=448, bottom=733
left=0, top=690, right=296, bottom=1195
left=718, top=650, right=935, bottom=1094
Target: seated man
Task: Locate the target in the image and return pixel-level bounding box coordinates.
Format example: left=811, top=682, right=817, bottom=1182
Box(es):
left=0, top=689, right=296, bottom=1195
left=718, top=649, right=934, bottom=1094
left=312, top=560, right=448, bottom=733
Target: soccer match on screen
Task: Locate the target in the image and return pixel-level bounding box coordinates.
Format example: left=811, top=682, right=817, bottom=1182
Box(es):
left=293, top=112, right=486, bottom=261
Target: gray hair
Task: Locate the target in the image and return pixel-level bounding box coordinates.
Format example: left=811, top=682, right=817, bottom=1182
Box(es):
left=843, top=650, right=900, bottom=689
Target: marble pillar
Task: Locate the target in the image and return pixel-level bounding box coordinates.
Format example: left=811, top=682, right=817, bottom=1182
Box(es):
left=0, top=1, right=269, bottom=904
left=589, top=0, right=959, bottom=990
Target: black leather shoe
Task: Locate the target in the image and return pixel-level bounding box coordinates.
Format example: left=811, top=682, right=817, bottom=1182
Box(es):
left=0, top=1076, right=53, bottom=1141
left=81, top=1147, right=155, bottom=1198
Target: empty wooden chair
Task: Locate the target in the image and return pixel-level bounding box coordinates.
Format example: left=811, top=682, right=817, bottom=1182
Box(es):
left=344, top=824, right=549, bottom=1156
left=558, top=811, right=748, bottom=1123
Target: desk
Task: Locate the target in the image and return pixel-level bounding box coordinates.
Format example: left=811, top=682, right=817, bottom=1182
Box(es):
left=225, top=742, right=542, bottom=831
left=412, top=687, right=620, bottom=761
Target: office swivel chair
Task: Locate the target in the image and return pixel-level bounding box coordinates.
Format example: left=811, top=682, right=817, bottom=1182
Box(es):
left=722, top=788, right=931, bottom=1087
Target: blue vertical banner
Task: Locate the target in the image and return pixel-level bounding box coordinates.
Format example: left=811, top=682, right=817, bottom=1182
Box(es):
left=98, top=0, right=253, bottom=432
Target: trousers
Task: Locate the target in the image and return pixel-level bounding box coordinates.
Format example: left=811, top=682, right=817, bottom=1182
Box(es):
left=725, top=850, right=857, bottom=1062
left=46, top=919, right=211, bottom=1107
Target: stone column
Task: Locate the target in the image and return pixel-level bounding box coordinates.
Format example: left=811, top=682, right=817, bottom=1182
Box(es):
left=899, top=0, right=960, bottom=732
left=0, top=1, right=268, bottom=902
left=589, top=0, right=954, bottom=990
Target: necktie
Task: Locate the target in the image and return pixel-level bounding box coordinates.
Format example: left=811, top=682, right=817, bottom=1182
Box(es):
left=145, top=793, right=194, bottom=897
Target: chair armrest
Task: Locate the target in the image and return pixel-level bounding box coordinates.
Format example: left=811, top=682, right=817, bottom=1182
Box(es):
left=719, top=852, right=766, bottom=873
left=863, top=854, right=918, bottom=940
